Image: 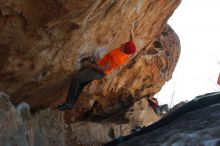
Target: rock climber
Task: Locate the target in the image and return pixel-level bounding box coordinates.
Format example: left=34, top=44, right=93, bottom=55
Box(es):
left=58, top=28, right=137, bottom=110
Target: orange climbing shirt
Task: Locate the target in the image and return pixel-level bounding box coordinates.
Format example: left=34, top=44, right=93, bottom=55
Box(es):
left=97, top=48, right=129, bottom=75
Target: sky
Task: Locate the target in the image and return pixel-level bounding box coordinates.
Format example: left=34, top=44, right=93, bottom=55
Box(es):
left=156, top=0, right=220, bottom=107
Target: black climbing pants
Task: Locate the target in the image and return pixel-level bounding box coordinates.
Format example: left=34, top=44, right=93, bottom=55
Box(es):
left=66, top=68, right=105, bottom=105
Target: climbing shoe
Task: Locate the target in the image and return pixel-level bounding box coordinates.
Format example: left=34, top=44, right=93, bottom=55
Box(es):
left=58, top=103, right=74, bottom=111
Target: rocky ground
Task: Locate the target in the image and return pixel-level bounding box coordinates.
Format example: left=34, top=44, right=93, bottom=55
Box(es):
left=0, top=91, right=160, bottom=146
left=106, top=92, right=220, bottom=146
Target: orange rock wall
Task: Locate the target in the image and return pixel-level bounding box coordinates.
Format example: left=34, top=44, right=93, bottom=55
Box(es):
left=0, top=0, right=181, bottom=116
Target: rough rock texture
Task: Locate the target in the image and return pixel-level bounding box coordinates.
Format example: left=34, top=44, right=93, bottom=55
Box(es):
left=0, top=92, right=27, bottom=146
left=119, top=103, right=220, bottom=146
left=0, top=0, right=181, bottom=118
left=0, top=0, right=182, bottom=145
left=0, top=92, right=159, bottom=146
left=2, top=92, right=220, bottom=146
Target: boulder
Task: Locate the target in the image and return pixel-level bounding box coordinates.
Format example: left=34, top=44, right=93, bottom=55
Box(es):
left=0, top=1, right=181, bottom=117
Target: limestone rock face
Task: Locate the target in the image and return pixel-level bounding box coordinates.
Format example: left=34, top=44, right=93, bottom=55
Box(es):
left=0, top=1, right=182, bottom=144
left=0, top=92, right=28, bottom=146
left=0, top=0, right=181, bottom=117
left=0, top=92, right=159, bottom=146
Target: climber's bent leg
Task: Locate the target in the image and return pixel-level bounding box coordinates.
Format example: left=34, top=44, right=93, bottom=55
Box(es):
left=58, top=68, right=105, bottom=111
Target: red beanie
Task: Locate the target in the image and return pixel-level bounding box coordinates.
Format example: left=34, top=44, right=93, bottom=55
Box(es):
left=123, top=41, right=136, bottom=54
